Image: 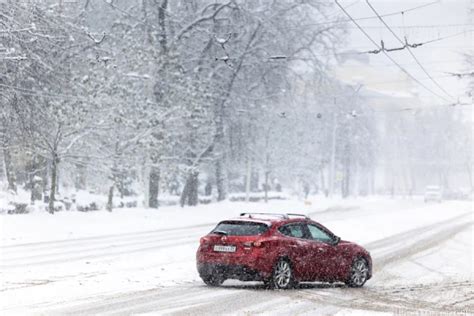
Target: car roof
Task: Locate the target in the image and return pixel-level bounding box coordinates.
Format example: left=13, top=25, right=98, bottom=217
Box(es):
left=223, top=215, right=311, bottom=226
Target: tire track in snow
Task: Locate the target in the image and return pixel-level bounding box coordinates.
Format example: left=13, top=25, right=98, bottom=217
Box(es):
left=1, top=227, right=208, bottom=262
left=0, top=236, right=199, bottom=268
left=366, top=212, right=472, bottom=270
left=364, top=211, right=470, bottom=251
left=294, top=280, right=473, bottom=315
left=47, top=286, right=238, bottom=316
left=0, top=224, right=213, bottom=269
left=1, top=222, right=214, bottom=252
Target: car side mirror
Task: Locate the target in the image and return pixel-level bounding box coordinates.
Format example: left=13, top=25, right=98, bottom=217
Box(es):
left=333, top=236, right=341, bottom=245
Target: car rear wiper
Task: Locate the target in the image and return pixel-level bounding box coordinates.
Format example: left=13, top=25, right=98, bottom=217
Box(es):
left=212, top=230, right=228, bottom=236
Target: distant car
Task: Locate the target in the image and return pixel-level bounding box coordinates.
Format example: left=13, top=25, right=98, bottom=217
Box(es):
left=196, top=213, right=372, bottom=289
left=424, top=185, right=442, bottom=203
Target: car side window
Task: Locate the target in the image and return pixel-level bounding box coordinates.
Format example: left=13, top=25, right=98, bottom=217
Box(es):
left=279, top=224, right=305, bottom=239
left=307, top=224, right=333, bottom=243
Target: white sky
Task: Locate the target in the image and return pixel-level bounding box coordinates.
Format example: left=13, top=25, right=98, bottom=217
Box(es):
left=334, top=0, right=473, bottom=105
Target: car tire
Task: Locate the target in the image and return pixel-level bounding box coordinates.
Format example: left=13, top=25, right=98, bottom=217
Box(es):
left=346, top=257, right=369, bottom=288
left=263, top=278, right=272, bottom=288
left=270, top=258, right=296, bottom=289
left=202, top=274, right=225, bottom=287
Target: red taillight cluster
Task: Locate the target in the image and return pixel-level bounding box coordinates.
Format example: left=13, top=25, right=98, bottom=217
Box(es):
left=199, top=237, right=211, bottom=251
left=243, top=240, right=265, bottom=248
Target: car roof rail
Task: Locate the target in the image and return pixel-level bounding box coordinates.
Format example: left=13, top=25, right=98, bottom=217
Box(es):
left=286, top=213, right=310, bottom=219
left=239, top=212, right=288, bottom=219
left=239, top=212, right=310, bottom=220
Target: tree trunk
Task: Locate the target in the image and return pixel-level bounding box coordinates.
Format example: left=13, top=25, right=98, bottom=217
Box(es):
left=2, top=132, right=16, bottom=193
left=245, top=156, right=251, bottom=202
left=466, top=162, right=473, bottom=192
left=180, top=170, right=199, bottom=207
left=329, top=105, right=337, bottom=197
left=3, top=145, right=16, bottom=193
left=119, top=175, right=125, bottom=199
left=188, top=171, right=199, bottom=206
left=107, top=185, right=114, bottom=212
left=342, top=144, right=351, bottom=198
left=264, top=171, right=270, bottom=203
left=30, top=156, right=43, bottom=203
left=441, top=169, right=449, bottom=191
left=250, top=167, right=259, bottom=192
left=369, top=167, right=375, bottom=195
left=409, top=166, right=417, bottom=197
left=319, top=168, right=326, bottom=196
left=42, top=166, right=49, bottom=202
left=204, top=181, right=212, bottom=196
left=215, top=159, right=226, bottom=201
left=48, top=154, right=59, bottom=214
left=264, top=150, right=270, bottom=203
left=180, top=177, right=189, bottom=207
left=148, top=166, right=160, bottom=208
left=74, top=163, right=86, bottom=191
left=158, top=0, right=168, bottom=54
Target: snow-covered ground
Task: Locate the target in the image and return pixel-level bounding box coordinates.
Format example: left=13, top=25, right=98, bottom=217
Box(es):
left=0, top=196, right=472, bottom=315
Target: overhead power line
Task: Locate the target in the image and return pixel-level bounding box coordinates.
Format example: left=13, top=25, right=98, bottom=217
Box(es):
left=334, top=0, right=452, bottom=103
left=370, top=101, right=472, bottom=114
left=343, top=1, right=440, bottom=23
left=300, top=1, right=440, bottom=28
left=365, top=0, right=456, bottom=101
left=421, top=29, right=474, bottom=45
left=345, top=23, right=473, bottom=29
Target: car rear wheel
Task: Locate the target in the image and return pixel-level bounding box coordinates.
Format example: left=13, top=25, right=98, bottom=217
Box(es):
left=202, top=274, right=225, bottom=287
left=346, top=258, right=369, bottom=288
left=270, top=258, right=295, bottom=289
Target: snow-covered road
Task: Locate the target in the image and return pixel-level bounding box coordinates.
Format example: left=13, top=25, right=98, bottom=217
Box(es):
left=1, top=198, right=472, bottom=315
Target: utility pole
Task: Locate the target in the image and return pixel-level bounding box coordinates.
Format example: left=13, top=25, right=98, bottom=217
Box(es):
left=329, top=97, right=337, bottom=197
left=244, top=115, right=252, bottom=203
left=245, top=155, right=251, bottom=202
left=264, top=134, right=270, bottom=203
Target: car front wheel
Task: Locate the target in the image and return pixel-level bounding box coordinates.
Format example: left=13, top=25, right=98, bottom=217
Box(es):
left=270, top=258, right=295, bottom=289
left=346, top=258, right=369, bottom=288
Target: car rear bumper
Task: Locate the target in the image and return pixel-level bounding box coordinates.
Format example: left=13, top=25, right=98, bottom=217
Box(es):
left=196, top=249, right=274, bottom=280
left=197, top=263, right=266, bottom=281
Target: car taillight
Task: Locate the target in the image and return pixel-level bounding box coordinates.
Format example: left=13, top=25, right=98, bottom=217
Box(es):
left=200, top=237, right=208, bottom=245
left=243, top=240, right=264, bottom=248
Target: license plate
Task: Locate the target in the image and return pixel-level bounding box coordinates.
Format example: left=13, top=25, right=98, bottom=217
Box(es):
left=213, top=245, right=236, bottom=253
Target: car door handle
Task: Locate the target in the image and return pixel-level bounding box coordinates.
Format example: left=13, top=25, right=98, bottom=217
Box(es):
left=317, top=247, right=325, bottom=252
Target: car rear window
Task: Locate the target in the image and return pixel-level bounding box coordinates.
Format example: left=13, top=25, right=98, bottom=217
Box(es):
left=212, top=221, right=269, bottom=236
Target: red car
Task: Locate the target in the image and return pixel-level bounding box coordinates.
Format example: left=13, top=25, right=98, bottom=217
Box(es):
left=196, top=213, right=372, bottom=289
